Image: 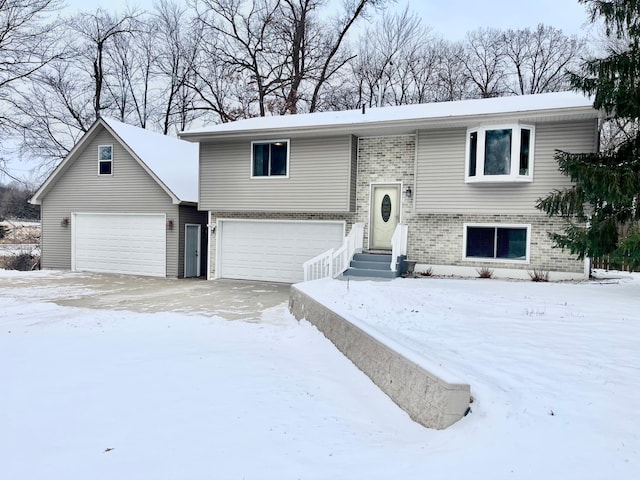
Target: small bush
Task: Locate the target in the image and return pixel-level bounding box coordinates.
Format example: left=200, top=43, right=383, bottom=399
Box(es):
left=1, top=253, right=39, bottom=271
left=419, top=267, right=433, bottom=277
left=476, top=267, right=494, bottom=279
left=528, top=269, right=549, bottom=282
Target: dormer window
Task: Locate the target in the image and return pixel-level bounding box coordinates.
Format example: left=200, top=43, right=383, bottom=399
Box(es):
left=466, top=125, right=534, bottom=183
left=251, top=140, right=289, bottom=178
left=98, top=145, right=113, bottom=175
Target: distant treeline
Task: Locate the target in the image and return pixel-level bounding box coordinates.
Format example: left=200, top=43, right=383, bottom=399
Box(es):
left=0, top=184, right=40, bottom=221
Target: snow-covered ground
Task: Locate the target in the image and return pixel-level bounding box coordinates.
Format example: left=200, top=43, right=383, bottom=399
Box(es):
left=1, top=269, right=638, bottom=479
left=0, top=243, right=40, bottom=256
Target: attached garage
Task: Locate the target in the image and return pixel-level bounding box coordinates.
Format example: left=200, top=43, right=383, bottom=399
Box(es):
left=31, top=117, right=207, bottom=278
left=72, top=213, right=166, bottom=277
left=216, top=220, right=344, bottom=283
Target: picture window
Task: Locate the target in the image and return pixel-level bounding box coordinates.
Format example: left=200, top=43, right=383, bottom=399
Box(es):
left=466, top=125, right=534, bottom=182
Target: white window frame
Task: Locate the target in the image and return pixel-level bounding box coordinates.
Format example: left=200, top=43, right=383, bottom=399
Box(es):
left=462, top=223, right=531, bottom=264
left=98, top=145, right=113, bottom=176
left=465, top=124, right=534, bottom=183
left=250, top=139, right=290, bottom=179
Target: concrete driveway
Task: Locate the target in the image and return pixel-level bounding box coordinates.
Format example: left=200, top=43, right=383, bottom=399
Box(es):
left=0, top=271, right=291, bottom=320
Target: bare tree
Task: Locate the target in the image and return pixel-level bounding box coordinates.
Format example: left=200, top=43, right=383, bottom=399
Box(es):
left=192, top=0, right=387, bottom=116
left=502, top=24, right=585, bottom=95
left=306, top=0, right=387, bottom=112
left=12, top=7, right=142, bottom=174
left=193, top=0, right=285, bottom=117
left=460, top=28, right=507, bottom=98
left=344, top=7, right=432, bottom=108
left=432, top=41, right=471, bottom=102
left=153, top=0, right=203, bottom=133
left=68, top=8, right=141, bottom=119
left=0, top=0, right=65, bottom=180
left=103, top=21, right=158, bottom=126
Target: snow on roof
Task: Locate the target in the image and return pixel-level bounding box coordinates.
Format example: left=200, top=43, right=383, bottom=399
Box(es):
left=103, top=118, right=199, bottom=203
left=182, top=91, right=596, bottom=138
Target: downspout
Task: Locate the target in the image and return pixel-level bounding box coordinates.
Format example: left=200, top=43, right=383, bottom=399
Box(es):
left=207, top=211, right=212, bottom=280
left=413, top=129, right=418, bottom=212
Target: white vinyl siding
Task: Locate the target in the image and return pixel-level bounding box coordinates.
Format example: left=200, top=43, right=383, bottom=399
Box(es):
left=73, top=213, right=166, bottom=276
left=415, top=119, right=598, bottom=214
left=200, top=136, right=353, bottom=212
left=216, top=220, right=345, bottom=283
left=39, top=128, right=180, bottom=276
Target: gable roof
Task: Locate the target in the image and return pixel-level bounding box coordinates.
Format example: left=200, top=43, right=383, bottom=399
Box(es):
left=31, top=118, right=199, bottom=205
left=180, top=91, right=598, bottom=141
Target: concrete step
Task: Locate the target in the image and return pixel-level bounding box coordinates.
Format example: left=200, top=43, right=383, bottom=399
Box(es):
left=350, top=260, right=393, bottom=271
left=352, top=252, right=392, bottom=263
left=343, top=267, right=398, bottom=279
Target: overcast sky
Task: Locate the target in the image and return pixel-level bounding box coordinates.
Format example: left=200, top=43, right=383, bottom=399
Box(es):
left=64, top=0, right=594, bottom=40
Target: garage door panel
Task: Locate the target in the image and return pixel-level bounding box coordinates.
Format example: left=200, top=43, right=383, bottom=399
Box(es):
left=73, top=213, right=166, bottom=277
left=218, top=221, right=344, bottom=283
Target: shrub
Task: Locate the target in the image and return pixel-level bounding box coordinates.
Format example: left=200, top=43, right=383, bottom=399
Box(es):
left=1, top=253, right=39, bottom=271
left=476, top=267, right=494, bottom=279
left=419, top=267, right=433, bottom=277
left=528, top=269, right=550, bottom=282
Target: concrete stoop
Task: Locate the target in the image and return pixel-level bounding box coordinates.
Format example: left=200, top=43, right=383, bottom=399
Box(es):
left=289, top=286, right=471, bottom=430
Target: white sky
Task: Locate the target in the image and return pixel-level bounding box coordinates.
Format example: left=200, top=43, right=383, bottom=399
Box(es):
left=64, top=0, right=593, bottom=40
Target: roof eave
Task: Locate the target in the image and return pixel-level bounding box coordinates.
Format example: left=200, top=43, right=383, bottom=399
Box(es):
left=179, top=105, right=599, bottom=142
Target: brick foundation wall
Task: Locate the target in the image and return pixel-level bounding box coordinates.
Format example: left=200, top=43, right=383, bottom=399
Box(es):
left=406, top=214, right=583, bottom=273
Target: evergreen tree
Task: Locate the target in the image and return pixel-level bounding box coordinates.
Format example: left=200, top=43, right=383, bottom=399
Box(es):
left=537, top=0, right=640, bottom=270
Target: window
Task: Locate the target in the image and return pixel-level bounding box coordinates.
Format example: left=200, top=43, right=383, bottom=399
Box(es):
left=464, top=224, right=530, bottom=262
left=466, top=125, right=534, bottom=182
left=251, top=140, right=289, bottom=177
left=98, top=145, right=113, bottom=175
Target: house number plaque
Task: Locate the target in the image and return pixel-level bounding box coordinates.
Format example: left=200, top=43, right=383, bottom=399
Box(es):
left=381, top=194, right=392, bottom=222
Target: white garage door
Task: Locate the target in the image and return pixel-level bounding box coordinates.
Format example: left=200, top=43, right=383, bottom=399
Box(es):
left=218, top=220, right=344, bottom=283
left=73, top=213, right=166, bottom=277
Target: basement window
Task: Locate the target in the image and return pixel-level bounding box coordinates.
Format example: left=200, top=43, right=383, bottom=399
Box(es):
left=464, top=224, right=530, bottom=262
left=98, top=145, right=113, bottom=175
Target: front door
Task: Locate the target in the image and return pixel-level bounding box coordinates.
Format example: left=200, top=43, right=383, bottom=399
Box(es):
left=370, top=184, right=400, bottom=250
left=184, top=224, right=201, bottom=278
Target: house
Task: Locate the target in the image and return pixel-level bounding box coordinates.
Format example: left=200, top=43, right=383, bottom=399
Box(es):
left=180, top=91, right=599, bottom=284
left=30, top=117, right=207, bottom=278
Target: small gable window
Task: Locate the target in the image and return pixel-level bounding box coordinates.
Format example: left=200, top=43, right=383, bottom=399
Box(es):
left=98, top=145, right=113, bottom=175
left=251, top=140, right=289, bottom=178
left=465, top=125, right=534, bottom=183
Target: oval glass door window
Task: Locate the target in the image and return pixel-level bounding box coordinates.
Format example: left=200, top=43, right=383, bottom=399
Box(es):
left=381, top=194, right=392, bottom=222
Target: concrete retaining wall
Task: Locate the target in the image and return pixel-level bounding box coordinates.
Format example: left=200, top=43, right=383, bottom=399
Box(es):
left=289, top=286, right=471, bottom=430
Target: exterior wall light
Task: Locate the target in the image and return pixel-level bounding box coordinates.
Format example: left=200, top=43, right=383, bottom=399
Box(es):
left=60, top=217, right=69, bottom=227
left=167, top=219, right=174, bottom=230
left=405, top=187, right=412, bottom=198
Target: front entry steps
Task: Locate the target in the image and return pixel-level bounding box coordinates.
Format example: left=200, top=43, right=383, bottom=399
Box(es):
left=342, top=252, right=399, bottom=279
